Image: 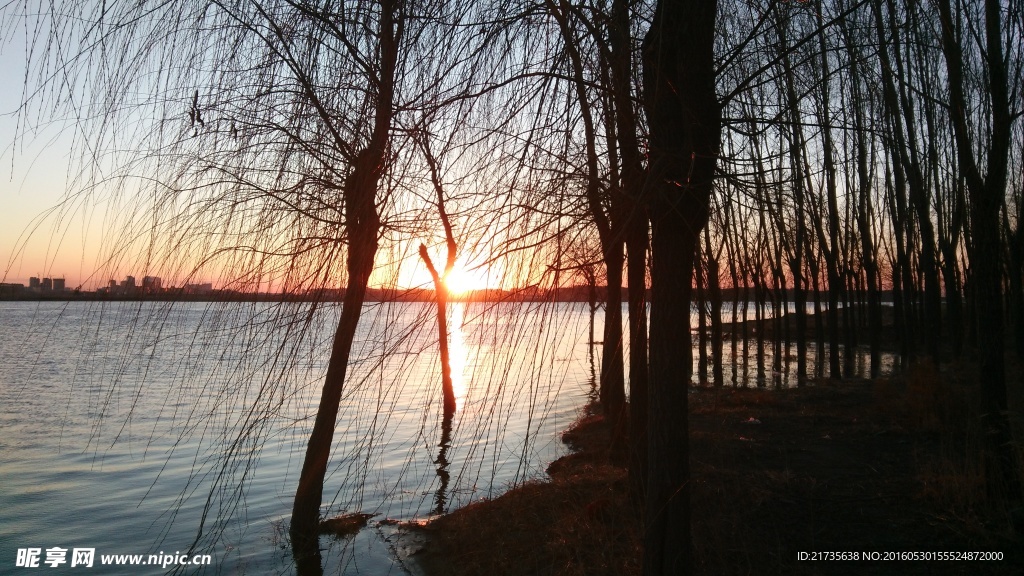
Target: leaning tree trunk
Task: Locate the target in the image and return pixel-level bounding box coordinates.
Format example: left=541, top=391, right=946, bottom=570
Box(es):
left=875, top=0, right=942, bottom=366
left=291, top=1, right=398, bottom=561
left=419, top=133, right=461, bottom=418
left=419, top=246, right=457, bottom=416
left=291, top=172, right=382, bottom=557
left=642, top=0, right=720, bottom=573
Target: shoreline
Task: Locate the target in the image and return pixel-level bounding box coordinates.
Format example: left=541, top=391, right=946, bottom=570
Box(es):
left=401, top=375, right=1022, bottom=575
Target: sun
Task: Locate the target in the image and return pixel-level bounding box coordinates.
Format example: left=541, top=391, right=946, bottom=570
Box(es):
left=443, top=259, right=494, bottom=296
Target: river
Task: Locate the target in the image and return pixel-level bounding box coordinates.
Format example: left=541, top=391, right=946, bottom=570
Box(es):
left=0, top=299, right=892, bottom=574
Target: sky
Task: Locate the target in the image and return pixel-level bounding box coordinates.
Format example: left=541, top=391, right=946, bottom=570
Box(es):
left=0, top=63, right=499, bottom=294
left=0, top=27, right=103, bottom=289
left=0, top=11, right=527, bottom=294
left=0, top=41, right=507, bottom=293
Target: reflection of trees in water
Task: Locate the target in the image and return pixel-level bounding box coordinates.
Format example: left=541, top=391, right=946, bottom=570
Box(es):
left=587, top=318, right=599, bottom=406
left=433, top=412, right=454, bottom=517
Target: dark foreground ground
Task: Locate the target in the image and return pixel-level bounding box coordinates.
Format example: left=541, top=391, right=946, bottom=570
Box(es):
left=408, top=369, right=1023, bottom=575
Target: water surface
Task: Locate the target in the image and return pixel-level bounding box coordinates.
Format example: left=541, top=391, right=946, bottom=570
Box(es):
left=1, top=300, right=593, bottom=574
left=0, top=299, right=892, bottom=573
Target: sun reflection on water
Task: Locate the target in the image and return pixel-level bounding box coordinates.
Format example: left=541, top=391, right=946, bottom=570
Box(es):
left=448, top=302, right=468, bottom=412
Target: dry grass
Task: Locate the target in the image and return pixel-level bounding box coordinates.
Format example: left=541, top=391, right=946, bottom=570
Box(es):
left=879, top=362, right=1024, bottom=516
left=410, top=377, right=1023, bottom=576
left=412, top=406, right=641, bottom=576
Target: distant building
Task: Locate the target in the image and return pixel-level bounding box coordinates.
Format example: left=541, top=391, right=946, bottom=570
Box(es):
left=97, top=276, right=143, bottom=295
left=0, top=283, right=25, bottom=296
left=41, top=278, right=52, bottom=291
left=142, top=276, right=162, bottom=293
left=29, top=277, right=40, bottom=290
left=184, top=282, right=213, bottom=295
left=52, top=278, right=65, bottom=292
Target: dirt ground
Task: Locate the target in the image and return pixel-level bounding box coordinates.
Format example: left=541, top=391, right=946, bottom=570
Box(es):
left=408, top=376, right=1022, bottom=576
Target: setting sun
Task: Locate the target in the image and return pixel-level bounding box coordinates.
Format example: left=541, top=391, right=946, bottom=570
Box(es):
left=443, top=259, right=495, bottom=295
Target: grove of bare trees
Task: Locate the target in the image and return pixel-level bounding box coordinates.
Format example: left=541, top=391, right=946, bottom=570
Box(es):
left=7, top=0, right=1023, bottom=574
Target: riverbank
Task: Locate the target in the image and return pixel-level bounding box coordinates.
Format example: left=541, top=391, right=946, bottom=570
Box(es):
left=406, top=372, right=1022, bottom=575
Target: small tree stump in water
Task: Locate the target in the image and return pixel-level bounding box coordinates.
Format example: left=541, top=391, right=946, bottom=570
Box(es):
left=318, top=513, right=376, bottom=537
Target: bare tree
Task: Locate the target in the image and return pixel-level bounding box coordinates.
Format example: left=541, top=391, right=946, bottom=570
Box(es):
left=936, top=0, right=1021, bottom=499
left=642, top=0, right=721, bottom=573
left=417, top=133, right=460, bottom=418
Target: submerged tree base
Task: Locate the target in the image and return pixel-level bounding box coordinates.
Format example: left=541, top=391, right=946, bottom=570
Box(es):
left=409, top=378, right=1022, bottom=575
left=318, top=513, right=377, bottom=538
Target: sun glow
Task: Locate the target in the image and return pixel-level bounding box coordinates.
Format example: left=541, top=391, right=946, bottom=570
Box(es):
left=448, top=302, right=468, bottom=412
left=442, top=259, right=495, bottom=296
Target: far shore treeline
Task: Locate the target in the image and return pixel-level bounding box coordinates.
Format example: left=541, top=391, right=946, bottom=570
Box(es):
left=0, top=285, right=901, bottom=304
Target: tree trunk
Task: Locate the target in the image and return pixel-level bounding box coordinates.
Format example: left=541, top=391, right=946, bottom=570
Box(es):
left=697, top=250, right=709, bottom=383
left=420, top=245, right=457, bottom=416
left=419, top=133, right=461, bottom=418
left=548, top=0, right=626, bottom=442
left=608, top=0, right=650, bottom=504
left=626, top=220, right=649, bottom=495
left=642, top=0, right=720, bottom=573
left=291, top=187, right=381, bottom=558
left=602, top=252, right=627, bottom=442
left=937, top=0, right=1020, bottom=499
left=840, top=13, right=882, bottom=378
left=705, top=228, right=724, bottom=388
left=291, top=0, right=398, bottom=561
